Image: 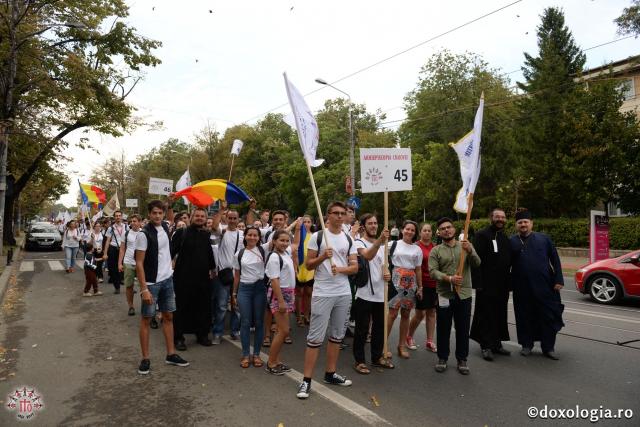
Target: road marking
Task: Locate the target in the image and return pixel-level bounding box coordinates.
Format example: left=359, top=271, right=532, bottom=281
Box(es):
left=223, top=337, right=391, bottom=426
left=508, top=305, right=640, bottom=325
left=48, top=261, right=65, bottom=271
left=562, top=299, right=640, bottom=314
left=76, top=260, right=85, bottom=269
left=19, top=261, right=34, bottom=272
left=564, top=319, right=640, bottom=334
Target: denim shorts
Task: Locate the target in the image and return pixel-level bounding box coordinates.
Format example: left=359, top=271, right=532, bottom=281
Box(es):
left=141, top=277, right=176, bottom=317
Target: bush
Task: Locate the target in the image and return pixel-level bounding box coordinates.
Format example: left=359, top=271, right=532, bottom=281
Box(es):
left=444, top=217, right=639, bottom=250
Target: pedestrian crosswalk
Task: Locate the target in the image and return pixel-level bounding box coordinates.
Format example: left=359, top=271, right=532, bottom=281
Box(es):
left=18, top=259, right=85, bottom=272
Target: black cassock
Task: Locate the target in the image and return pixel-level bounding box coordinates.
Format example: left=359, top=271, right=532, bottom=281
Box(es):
left=510, top=232, right=564, bottom=352
left=470, top=225, right=512, bottom=350
left=171, top=225, right=216, bottom=341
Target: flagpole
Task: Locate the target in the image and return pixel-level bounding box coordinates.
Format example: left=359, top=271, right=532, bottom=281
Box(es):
left=454, top=192, right=474, bottom=294
left=304, top=160, right=333, bottom=258
left=383, top=191, right=390, bottom=359
left=228, top=154, right=236, bottom=182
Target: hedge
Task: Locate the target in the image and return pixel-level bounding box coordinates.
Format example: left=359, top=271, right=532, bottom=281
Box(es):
left=445, top=217, right=640, bottom=250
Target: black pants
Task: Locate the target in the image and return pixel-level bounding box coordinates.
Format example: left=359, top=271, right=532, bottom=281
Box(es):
left=352, top=297, right=384, bottom=364
left=93, top=250, right=104, bottom=280
left=436, top=294, right=472, bottom=362
left=107, top=246, right=122, bottom=289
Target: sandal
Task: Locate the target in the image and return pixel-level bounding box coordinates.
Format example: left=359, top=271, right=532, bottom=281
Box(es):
left=353, top=363, right=371, bottom=375
left=372, top=357, right=395, bottom=369
left=262, top=337, right=271, bottom=347
left=397, top=346, right=410, bottom=359
left=297, top=315, right=305, bottom=327
left=252, top=355, right=264, bottom=367
left=240, top=357, right=250, bottom=368
left=284, top=336, right=293, bottom=344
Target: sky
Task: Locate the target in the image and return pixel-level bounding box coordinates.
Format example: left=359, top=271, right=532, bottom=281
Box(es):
left=59, top=0, right=638, bottom=206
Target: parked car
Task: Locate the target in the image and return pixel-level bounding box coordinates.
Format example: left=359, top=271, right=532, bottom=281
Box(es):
left=25, top=224, right=62, bottom=251
left=575, top=250, right=640, bottom=304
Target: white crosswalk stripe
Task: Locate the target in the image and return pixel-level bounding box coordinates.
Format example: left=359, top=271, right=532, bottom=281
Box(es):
left=47, top=261, right=65, bottom=271
left=76, top=260, right=85, bottom=269
left=19, top=261, right=34, bottom=272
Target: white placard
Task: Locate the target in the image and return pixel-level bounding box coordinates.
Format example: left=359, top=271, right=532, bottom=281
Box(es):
left=360, top=148, right=412, bottom=193
left=125, top=199, right=138, bottom=208
left=148, top=177, right=173, bottom=195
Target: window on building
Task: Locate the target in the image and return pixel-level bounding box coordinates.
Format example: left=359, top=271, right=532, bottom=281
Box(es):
left=617, top=78, right=635, bottom=101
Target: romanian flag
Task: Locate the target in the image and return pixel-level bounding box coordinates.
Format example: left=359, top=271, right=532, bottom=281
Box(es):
left=78, top=181, right=107, bottom=205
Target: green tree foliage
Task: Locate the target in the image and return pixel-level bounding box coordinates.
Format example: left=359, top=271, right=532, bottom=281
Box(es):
left=0, top=0, right=161, bottom=242
left=399, top=50, right=518, bottom=220
left=615, top=0, right=640, bottom=36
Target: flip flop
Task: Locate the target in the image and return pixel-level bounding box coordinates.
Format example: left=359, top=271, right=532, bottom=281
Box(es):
left=353, top=363, right=371, bottom=375
left=372, top=358, right=395, bottom=369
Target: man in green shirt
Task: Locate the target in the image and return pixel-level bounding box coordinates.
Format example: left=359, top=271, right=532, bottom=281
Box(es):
left=429, top=217, right=481, bottom=375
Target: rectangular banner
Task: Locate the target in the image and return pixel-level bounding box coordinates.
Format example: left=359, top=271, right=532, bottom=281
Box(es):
left=590, top=210, right=609, bottom=262
left=148, top=177, right=173, bottom=196
left=360, top=148, right=412, bottom=193
left=125, top=199, right=138, bottom=208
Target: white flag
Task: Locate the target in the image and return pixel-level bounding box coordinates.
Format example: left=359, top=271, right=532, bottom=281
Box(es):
left=450, top=94, right=484, bottom=213
left=103, top=191, right=121, bottom=216
left=283, top=73, right=324, bottom=167
left=231, top=139, right=244, bottom=156
left=92, top=210, right=103, bottom=223
left=176, top=169, right=192, bottom=205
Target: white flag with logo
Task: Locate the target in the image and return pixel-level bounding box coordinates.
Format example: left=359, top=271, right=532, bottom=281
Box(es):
left=92, top=210, right=103, bottom=223
left=450, top=94, right=484, bottom=213
left=176, top=169, right=192, bottom=205
left=231, top=139, right=244, bottom=156
left=103, top=191, right=121, bottom=216
left=283, top=73, right=324, bottom=167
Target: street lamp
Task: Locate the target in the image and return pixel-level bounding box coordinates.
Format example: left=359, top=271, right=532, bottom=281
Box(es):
left=315, top=78, right=355, bottom=195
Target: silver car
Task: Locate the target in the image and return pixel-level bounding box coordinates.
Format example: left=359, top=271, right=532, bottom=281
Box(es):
left=25, top=224, right=62, bottom=251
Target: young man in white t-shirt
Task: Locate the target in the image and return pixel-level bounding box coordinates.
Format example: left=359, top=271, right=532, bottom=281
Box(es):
left=296, top=201, right=358, bottom=399
left=352, top=213, right=393, bottom=374
left=119, top=214, right=141, bottom=316
left=135, top=200, right=189, bottom=375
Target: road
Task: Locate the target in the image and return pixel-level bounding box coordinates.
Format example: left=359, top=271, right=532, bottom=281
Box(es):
left=0, top=249, right=638, bottom=426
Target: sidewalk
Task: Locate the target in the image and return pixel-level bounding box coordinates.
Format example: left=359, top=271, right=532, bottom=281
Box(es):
left=561, top=255, right=589, bottom=273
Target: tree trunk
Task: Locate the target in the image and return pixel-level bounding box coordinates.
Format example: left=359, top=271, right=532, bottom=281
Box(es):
left=3, top=193, right=16, bottom=246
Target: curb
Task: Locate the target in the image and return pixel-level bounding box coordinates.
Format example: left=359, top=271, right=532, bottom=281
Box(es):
left=0, top=240, right=22, bottom=303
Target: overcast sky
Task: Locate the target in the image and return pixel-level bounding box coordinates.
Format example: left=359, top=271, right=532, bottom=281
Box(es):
left=59, top=0, right=638, bottom=206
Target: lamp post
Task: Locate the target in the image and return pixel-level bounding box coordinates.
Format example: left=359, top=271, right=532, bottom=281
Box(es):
left=315, top=78, right=355, bottom=195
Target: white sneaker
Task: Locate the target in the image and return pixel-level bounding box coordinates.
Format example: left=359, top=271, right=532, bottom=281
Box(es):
left=94, top=291, right=103, bottom=296
left=83, top=292, right=92, bottom=297
left=296, top=380, right=311, bottom=399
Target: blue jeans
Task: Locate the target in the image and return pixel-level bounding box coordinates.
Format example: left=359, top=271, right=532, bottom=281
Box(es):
left=64, top=246, right=79, bottom=269
left=237, top=280, right=267, bottom=357
left=212, top=279, right=240, bottom=338
left=141, top=277, right=176, bottom=317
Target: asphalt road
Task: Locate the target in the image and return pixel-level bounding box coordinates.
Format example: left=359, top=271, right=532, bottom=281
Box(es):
left=0, top=249, right=638, bottom=426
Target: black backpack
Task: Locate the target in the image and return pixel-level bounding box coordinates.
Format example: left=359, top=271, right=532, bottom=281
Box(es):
left=316, top=230, right=368, bottom=288
left=237, top=246, right=284, bottom=288
left=387, top=240, right=399, bottom=299
left=354, top=239, right=374, bottom=294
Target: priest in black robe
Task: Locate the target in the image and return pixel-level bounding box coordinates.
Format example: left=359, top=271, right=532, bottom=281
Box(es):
left=470, top=208, right=512, bottom=361
left=171, top=208, right=216, bottom=349
left=509, top=210, right=564, bottom=360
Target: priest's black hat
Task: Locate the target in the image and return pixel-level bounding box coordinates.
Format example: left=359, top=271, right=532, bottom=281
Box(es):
left=515, top=209, right=532, bottom=221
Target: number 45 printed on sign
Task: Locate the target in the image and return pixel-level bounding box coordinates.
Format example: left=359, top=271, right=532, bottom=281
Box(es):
left=394, top=169, right=409, bottom=182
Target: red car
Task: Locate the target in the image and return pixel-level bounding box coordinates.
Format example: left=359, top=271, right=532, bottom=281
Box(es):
left=575, top=250, right=640, bottom=304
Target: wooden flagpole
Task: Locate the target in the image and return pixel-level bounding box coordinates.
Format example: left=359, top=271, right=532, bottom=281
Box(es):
left=228, top=154, right=236, bottom=182
left=305, top=161, right=333, bottom=255
left=383, top=191, right=390, bottom=358
left=454, top=192, right=474, bottom=294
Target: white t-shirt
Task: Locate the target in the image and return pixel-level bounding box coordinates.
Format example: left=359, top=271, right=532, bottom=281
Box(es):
left=260, top=225, right=272, bottom=243
left=217, top=229, right=244, bottom=270
left=266, top=252, right=295, bottom=289
left=91, top=231, right=104, bottom=253
left=391, top=240, right=423, bottom=270
left=123, top=229, right=139, bottom=266
left=63, top=228, right=80, bottom=248
left=135, top=226, right=173, bottom=284
left=355, top=239, right=385, bottom=303
left=307, top=229, right=357, bottom=297
left=232, top=246, right=265, bottom=283
left=106, top=223, right=128, bottom=248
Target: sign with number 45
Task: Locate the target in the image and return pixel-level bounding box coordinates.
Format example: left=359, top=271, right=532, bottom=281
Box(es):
left=359, top=148, right=412, bottom=193
left=148, top=177, right=174, bottom=195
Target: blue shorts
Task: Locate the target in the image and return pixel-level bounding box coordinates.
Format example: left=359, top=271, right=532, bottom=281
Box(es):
left=141, top=277, right=176, bottom=317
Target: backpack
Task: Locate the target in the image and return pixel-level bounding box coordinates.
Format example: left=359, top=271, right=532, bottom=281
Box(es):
left=387, top=240, right=399, bottom=299
left=316, top=230, right=365, bottom=287
left=354, top=239, right=374, bottom=294
left=237, top=246, right=283, bottom=288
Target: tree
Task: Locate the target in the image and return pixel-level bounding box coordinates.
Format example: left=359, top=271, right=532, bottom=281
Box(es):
left=0, top=0, right=161, bottom=243
left=517, top=7, right=588, bottom=217
left=399, top=50, right=518, bottom=219
left=615, top=0, right=640, bottom=36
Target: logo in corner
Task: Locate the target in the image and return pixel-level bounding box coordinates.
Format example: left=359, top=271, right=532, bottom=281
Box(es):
left=6, top=386, right=44, bottom=420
